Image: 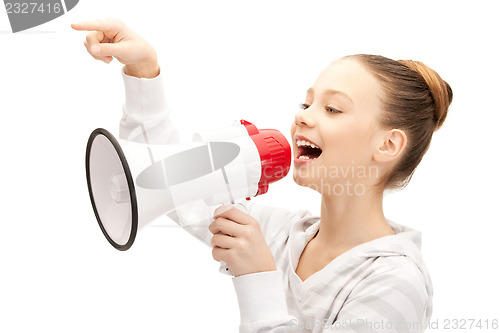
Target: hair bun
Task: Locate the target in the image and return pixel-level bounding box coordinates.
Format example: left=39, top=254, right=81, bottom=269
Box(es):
left=398, top=60, right=453, bottom=130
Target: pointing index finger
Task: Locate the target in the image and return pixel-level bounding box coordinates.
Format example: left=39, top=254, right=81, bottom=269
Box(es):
left=71, top=19, right=121, bottom=33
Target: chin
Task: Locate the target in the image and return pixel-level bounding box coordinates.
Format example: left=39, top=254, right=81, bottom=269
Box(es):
left=292, top=170, right=306, bottom=186
left=292, top=170, right=321, bottom=192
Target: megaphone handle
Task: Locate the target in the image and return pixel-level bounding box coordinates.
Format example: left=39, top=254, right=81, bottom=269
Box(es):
left=216, top=202, right=247, bottom=276
left=219, top=261, right=233, bottom=276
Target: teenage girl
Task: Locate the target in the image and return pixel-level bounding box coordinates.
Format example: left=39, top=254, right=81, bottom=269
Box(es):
left=73, top=18, right=452, bottom=333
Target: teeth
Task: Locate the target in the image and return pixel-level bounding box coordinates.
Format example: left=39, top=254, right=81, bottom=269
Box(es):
left=296, top=139, right=318, bottom=149
left=298, top=155, right=310, bottom=160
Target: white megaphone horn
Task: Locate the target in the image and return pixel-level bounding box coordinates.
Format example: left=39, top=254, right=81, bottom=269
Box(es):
left=85, top=120, right=291, bottom=250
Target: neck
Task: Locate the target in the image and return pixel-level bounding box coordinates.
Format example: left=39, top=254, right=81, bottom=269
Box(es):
left=316, top=188, right=394, bottom=252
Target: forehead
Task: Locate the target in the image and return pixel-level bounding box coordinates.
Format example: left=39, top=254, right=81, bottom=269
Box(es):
left=311, top=58, right=382, bottom=109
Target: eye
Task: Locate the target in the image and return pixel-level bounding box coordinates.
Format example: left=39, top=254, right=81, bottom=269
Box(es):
left=299, top=103, right=310, bottom=110
left=326, top=106, right=342, bottom=114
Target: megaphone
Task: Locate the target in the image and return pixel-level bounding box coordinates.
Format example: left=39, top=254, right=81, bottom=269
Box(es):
left=85, top=120, right=291, bottom=250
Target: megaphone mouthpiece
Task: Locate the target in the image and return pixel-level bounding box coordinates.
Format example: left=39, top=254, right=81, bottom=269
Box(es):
left=240, top=120, right=291, bottom=195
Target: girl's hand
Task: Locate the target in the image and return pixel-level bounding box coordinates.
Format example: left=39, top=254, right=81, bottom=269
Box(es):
left=71, top=18, right=159, bottom=78
left=209, top=206, right=277, bottom=277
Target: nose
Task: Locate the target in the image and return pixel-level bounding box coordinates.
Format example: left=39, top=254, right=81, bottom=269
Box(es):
left=294, top=108, right=315, bottom=128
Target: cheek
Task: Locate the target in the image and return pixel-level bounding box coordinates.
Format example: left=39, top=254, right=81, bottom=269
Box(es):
left=290, top=121, right=297, bottom=147
left=322, top=119, right=375, bottom=163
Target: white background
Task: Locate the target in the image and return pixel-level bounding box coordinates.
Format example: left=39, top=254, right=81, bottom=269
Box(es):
left=1, top=1, right=499, bottom=332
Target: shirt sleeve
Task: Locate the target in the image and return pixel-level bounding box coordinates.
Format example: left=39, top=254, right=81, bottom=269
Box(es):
left=331, top=259, right=430, bottom=333
left=119, top=66, right=179, bottom=144
left=232, top=270, right=298, bottom=333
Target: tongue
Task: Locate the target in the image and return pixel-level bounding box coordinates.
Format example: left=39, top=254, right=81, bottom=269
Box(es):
left=300, top=146, right=322, bottom=158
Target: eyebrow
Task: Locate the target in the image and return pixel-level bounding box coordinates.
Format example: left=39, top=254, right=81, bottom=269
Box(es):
left=307, top=88, right=353, bottom=103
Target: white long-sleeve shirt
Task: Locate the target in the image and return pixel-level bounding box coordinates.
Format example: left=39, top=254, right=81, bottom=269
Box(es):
left=119, top=68, right=433, bottom=333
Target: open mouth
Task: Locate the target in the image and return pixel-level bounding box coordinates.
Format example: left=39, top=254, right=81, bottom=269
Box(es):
left=296, top=137, right=322, bottom=161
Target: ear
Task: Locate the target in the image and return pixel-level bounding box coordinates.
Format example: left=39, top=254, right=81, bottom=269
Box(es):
left=373, top=129, right=407, bottom=163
